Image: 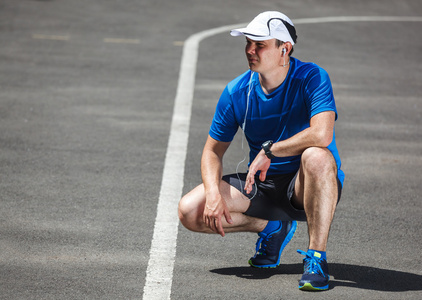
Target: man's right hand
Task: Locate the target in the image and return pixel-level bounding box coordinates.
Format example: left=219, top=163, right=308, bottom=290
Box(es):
left=203, top=191, right=233, bottom=237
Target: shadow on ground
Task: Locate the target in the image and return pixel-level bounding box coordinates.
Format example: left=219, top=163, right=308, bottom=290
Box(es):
left=210, top=263, right=422, bottom=292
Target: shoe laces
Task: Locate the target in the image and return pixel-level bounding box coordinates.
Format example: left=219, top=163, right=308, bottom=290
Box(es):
left=254, top=232, right=270, bottom=255
left=254, top=222, right=289, bottom=256
left=297, top=249, right=326, bottom=277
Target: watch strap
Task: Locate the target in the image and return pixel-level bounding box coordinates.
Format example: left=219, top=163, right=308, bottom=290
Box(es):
left=262, top=140, right=275, bottom=159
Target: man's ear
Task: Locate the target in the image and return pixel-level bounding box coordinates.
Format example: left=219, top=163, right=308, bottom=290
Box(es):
left=282, top=42, right=293, bottom=56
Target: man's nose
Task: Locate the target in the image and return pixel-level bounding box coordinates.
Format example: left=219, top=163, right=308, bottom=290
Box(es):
left=246, top=45, right=256, bottom=55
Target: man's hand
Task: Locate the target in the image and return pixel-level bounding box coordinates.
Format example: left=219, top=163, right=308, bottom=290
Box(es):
left=203, top=192, right=233, bottom=237
left=244, top=150, right=271, bottom=194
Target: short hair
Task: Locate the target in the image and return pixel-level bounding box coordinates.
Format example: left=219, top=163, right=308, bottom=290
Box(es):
left=275, top=39, right=294, bottom=56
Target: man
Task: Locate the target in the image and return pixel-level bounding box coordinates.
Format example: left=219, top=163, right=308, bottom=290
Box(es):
left=178, top=11, right=344, bottom=291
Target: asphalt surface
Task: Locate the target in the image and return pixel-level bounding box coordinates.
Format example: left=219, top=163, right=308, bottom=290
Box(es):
left=0, top=0, right=421, bottom=299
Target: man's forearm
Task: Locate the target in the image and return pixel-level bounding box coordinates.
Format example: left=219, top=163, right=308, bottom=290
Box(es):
left=271, top=111, right=335, bottom=158
left=200, top=136, right=231, bottom=195
left=201, top=149, right=223, bottom=194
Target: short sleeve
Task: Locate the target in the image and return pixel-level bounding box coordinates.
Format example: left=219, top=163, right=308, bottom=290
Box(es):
left=209, top=86, right=239, bottom=142
left=304, top=68, right=337, bottom=120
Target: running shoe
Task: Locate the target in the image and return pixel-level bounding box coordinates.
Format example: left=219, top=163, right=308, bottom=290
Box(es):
left=297, top=249, right=330, bottom=291
left=248, top=220, right=297, bottom=268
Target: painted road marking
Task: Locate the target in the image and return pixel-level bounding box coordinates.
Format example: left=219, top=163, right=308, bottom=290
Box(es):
left=141, top=16, right=422, bottom=300
left=293, top=15, right=422, bottom=24
left=31, top=15, right=422, bottom=46
left=31, top=35, right=141, bottom=44
left=103, top=38, right=141, bottom=44
left=141, top=23, right=237, bottom=300
left=32, top=34, right=70, bottom=41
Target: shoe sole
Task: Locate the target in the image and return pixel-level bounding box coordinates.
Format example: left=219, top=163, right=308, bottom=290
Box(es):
left=248, top=220, right=298, bottom=268
left=299, top=282, right=329, bottom=291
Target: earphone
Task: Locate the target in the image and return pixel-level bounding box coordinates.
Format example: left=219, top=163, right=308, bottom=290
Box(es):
left=236, top=71, right=257, bottom=200
left=281, top=48, right=289, bottom=67
left=241, top=71, right=254, bottom=132
left=237, top=68, right=291, bottom=198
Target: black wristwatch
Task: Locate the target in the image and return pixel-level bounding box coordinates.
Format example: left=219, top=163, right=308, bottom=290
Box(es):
left=261, top=140, right=275, bottom=159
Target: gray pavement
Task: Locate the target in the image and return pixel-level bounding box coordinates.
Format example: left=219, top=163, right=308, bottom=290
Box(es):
left=1, top=0, right=421, bottom=299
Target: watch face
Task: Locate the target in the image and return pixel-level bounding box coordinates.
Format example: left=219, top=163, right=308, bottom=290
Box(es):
left=263, top=140, right=272, bottom=149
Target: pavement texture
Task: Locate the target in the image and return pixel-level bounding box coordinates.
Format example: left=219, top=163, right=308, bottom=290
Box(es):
left=0, top=0, right=421, bottom=299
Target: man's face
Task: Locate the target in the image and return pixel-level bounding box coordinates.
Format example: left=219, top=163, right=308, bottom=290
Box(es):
left=245, top=37, right=282, bottom=73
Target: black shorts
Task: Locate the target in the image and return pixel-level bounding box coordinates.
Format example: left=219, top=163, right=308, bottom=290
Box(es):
left=222, top=172, right=342, bottom=222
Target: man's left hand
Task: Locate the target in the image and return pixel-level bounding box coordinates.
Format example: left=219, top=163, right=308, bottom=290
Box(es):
left=244, top=150, right=271, bottom=194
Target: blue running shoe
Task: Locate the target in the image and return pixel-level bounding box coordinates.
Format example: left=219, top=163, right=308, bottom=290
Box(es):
left=249, top=221, right=297, bottom=268
left=297, top=249, right=330, bottom=291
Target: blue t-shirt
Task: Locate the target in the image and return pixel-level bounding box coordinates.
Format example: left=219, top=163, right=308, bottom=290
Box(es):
left=209, top=57, right=345, bottom=186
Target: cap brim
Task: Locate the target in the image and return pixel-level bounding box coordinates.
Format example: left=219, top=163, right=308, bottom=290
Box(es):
left=230, top=29, right=272, bottom=41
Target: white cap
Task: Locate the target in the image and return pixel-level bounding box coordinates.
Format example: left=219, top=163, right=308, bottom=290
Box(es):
left=230, top=11, right=297, bottom=45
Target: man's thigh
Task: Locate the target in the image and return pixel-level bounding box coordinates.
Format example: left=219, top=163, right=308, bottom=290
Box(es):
left=222, top=173, right=307, bottom=221
left=218, top=179, right=252, bottom=213
left=291, top=147, right=342, bottom=210
left=184, top=179, right=251, bottom=215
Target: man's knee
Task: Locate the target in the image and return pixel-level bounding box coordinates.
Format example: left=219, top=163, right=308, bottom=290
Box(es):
left=178, top=188, right=205, bottom=232
left=301, top=147, right=337, bottom=177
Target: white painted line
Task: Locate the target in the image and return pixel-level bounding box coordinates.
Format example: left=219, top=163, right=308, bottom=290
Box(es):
left=32, top=34, right=70, bottom=41
left=293, top=15, right=422, bottom=24
left=142, top=16, right=422, bottom=300
left=103, top=38, right=141, bottom=44
left=141, top=23, right=237, bottom=300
